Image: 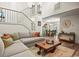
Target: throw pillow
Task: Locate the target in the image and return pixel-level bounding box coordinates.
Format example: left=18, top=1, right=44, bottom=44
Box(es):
left=1, top=33, right=11, bottom=39
left=11, top=32, right=20, bottom=41
left=32, top=32, right=40, bottom=37
left=2, top=38, right=14, bottom=48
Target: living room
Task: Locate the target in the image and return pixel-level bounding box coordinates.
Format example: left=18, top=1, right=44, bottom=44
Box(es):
left=0, top=1, right=79, bottom=57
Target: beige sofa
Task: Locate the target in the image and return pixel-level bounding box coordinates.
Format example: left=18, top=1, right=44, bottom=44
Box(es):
left=0, top=38, right=35, bottom=57
left=0, top=32, right=45, bottom=57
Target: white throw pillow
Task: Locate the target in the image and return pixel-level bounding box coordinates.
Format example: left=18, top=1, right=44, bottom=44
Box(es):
left=0, top=38, right=4, bottom=57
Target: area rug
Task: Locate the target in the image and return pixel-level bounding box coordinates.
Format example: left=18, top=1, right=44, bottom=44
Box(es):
left=29, top=45, right=75, bottom=57
left=47, top=45, right=75, bottom=57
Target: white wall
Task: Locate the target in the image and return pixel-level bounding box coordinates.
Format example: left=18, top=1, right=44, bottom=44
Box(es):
left=0, top=24, right=29, bottom=34
left=42, top=2, right=58, bottom=18
left=0, top=2, right=28, bottom=11
left=60, top=15, right=79, bottom=44
left=18, top=14, right=32, bottom=31
left=33, top=14, right=43, bottom=36
left=0, top=2, right=33, bottom=32
left=54, top=2, right=79, bottom=15
left=42, top=2, right=79, bottom=18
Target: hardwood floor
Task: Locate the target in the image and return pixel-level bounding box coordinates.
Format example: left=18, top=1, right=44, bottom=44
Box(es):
left=61, top=42, right=79, bottom=56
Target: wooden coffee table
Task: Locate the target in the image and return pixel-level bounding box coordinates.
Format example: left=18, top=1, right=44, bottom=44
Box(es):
left=35, top=40, right=61, bottom=56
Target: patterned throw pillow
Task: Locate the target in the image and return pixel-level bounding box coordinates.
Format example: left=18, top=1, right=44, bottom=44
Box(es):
left=2, top=38, right=14, bottom=48
left=1, top=33, right=11, bottom=39
left=1, top=33, right=14, bottom=48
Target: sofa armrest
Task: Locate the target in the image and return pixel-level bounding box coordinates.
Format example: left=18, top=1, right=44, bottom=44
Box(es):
left=13, top=40, right=22, bottom=43
left=11, top=50, right=35, bottom=57
left=3, top=41, right=29, bottom=57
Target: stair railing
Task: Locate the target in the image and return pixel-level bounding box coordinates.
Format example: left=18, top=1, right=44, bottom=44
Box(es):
left=0, top=7, right=35, bottom=32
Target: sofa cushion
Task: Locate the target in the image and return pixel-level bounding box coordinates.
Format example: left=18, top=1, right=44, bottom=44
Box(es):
left=11, top=50, right=35, bottom=57
left=19, top=32, right=32, bottom=38
left=0, top=38, right=4, bottom=57
left=32, top=37, right=45, bottom=40
left=13, top=40, right=23, bottom=43
left=20, top=38, right=35, bottom=44
left=20, top=37, right=45, bottom=44
left=3, top=40, right=29, bottom=57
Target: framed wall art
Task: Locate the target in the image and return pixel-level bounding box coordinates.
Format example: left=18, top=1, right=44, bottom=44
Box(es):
left=38, top=21, right=41, bottom=26
left=63, top=20, right=71, bottom=28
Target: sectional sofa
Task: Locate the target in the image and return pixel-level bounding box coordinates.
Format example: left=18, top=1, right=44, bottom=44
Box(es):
left=0, top=32, right=45, bottom=57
